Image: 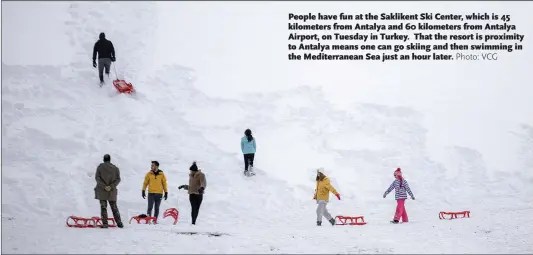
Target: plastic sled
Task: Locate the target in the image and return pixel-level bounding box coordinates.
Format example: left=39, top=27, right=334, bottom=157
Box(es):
left=113, top=79, right=135, bottom=94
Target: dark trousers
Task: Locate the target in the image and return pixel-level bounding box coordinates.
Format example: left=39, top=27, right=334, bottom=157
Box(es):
left=244, top=153, right=255, bottom=171
left=147, top=193, right=163, bottom=219
left=99, top=200, right=122, bottom=225
left=98, top=58, right=112, bottom=82
left=189, top=194, right=203, bottom=224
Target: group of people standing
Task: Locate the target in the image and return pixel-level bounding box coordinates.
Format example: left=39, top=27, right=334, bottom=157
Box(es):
left=93, top=156, right=207, bottom=228
left=92, top=129, right=255, bottom=228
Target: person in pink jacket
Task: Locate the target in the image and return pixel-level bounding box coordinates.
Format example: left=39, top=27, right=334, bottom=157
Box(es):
left=383, top=168, right=415, bottom=224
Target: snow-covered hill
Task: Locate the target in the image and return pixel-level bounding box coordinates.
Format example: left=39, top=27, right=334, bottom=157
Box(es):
left=2, top=1, right=532, bottom=253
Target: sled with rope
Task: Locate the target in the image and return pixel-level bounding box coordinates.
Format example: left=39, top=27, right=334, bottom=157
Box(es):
left=111, top=63, right=135, bottom=94
left=113, top=79, right=135, bottom=94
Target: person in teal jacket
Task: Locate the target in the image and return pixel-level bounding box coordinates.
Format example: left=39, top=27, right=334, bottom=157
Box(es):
left=241, top=129, right=256, bottom=175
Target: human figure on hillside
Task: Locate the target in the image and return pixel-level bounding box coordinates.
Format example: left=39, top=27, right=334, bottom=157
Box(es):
left=142, top=161, right=168, bottom=222
left=92, top=32, right=116, bottom=85
left=383, top=168, right=415, bottom=224
left=178, top=162, right=207, bottom=225
left=94, top=154, right=124, bottom=228
left=241, top=129, right=256, bottom=176
left=313, top=168, right=341, bottom=226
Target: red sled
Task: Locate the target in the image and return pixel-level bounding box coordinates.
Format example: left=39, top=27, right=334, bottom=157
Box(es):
left=439, top=210, right=471, bottom=220
left=129, top=215, right=157, bottom=224
left=128, top=208, right=179, bottom=225
left=335, top=215, right=367, bottom=225
left=163, top=208, right=179, bottom=225
left=113, top=79, right=135, bottom=94
left=66, top=216, right=116, bottom=228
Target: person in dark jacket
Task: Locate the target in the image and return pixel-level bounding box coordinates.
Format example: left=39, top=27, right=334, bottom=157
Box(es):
left=92, top=32, right=116, bottom=84
left=94, top=154, right=124, bottom=228
left=178, top=162, right=207, bottom=225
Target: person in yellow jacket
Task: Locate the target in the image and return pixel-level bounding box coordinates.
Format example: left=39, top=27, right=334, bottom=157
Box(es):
left=142, top=161, right=168, bottom=220
left=313, top=168, right=341, bottom=226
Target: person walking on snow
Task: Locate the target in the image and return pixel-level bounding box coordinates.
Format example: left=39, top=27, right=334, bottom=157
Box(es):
left=313, top=168, right=341, bottom=226
left=142, top=161, right=168, bottom=222
left=241, top=129, right=256, bottom=175
left=383, top=168, right=415, bottom=224
left=178, top=162, right=207, bottom=225
left=94, top=154, right=124, bottom=228
left=92, top=32, right=116, bottom=85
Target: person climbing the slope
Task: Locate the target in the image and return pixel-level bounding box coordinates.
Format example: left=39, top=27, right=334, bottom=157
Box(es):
left=142, top=161, right=168, bottom=222
left=313, top=168, right=341, bottom=226
left=383, top=167, right=415, bottom=224
left=178, top=162, right=207, bottom=225
left=92, top=32, right=116, bottom=85
left=94, top=154, right=124, bottom=228
left=241, top=129, right=256, bottom=176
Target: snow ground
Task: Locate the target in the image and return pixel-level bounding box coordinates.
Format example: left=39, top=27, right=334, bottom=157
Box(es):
left=2, top=1, right=533, bottom=254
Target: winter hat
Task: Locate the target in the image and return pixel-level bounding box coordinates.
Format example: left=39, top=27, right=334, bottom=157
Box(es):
left=317, top=167, right=326, bottom=175
left=189, top=161, right=198, bottom=172
left=394, top=168, right=402, bottom=177
left=394, top=167, right=403, bottom=187
left=99, top=32, right=105, bottom=39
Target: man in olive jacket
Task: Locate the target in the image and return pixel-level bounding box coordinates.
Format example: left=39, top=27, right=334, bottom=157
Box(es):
left=94, top=154, right=124, bottom=228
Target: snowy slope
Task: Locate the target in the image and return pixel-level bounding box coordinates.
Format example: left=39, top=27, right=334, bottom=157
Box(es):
left=2, top=1, right=533, bottom=254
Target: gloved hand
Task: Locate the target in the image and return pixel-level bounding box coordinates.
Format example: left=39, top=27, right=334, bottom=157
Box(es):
left=383, top=194, right=386, bottom=198
left=335, top=194, right=341, bottom=200
left=164, top=192, right=168, bottom=200
left=104, top=186, right=111, bottom=191
left=198, top=187, right=205, bottom=194
left=411, top=196, right=415, bottom=200
left=93, top=60, right=97, bottom=68
left=111, top=56, right=116, bottom=62
left=178, top=185, right=184, bottom=189
left=142, top=190, right=146, bottom=199
left=313, top=194, right=317, bottom=200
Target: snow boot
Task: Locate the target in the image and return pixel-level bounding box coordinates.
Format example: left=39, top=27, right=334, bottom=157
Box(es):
left=329, top=218, right=336, bottom=226
left=390, top=220, right=399, bottom=224
left=317, top=221, right=321, bottom=226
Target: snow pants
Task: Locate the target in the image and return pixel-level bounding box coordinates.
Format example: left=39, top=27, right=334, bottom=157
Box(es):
left=393, top=199, right=408, bottom=222
left=316, top=200, right=333, bottom=222
left=98, top=58, right=112, bottom=82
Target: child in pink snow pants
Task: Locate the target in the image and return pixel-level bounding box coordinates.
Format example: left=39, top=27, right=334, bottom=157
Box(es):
left=383, top=168, right=415, bottom=224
